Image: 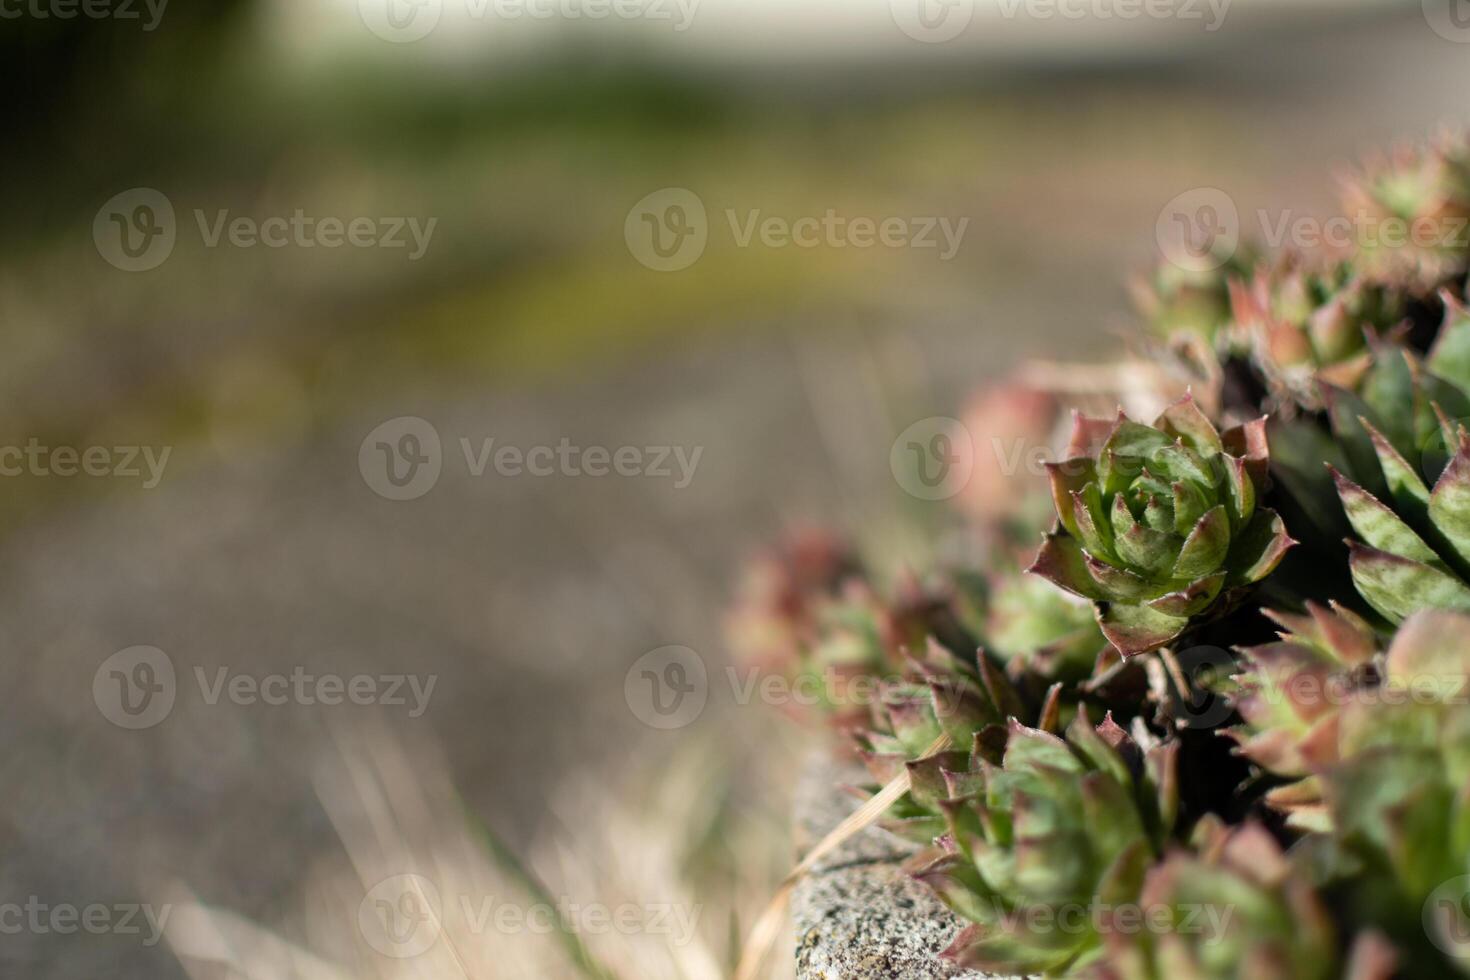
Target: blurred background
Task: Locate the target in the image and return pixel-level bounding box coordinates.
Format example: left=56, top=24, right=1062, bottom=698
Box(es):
left=4, top=1, right=1470, bottom=977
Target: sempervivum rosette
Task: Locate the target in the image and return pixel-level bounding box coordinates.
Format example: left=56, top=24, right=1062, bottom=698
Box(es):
left=854, top=638, right=1046, bottom=845
left=914, top=711, right=1179, bottom=977
left=1225, top=602, right=1384, bottom=831
left=1131, top=247, right=1259, bottom=346
left=1313, top=611, right=1470, bottom=974
left=1229, top=256, right=1404, bottom=412
left=1029, top=395, right=1295, bottom=657
left=1087, top=818, right=1394, bottom=980
left=1340, top=132, right=1470, bottom=293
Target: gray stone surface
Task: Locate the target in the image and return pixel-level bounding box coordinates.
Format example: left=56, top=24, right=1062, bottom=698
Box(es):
left=792, top=756, right=1014, bottom=980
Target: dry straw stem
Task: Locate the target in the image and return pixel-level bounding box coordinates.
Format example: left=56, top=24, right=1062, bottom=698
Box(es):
left=733, top=733, right=953, bottom=980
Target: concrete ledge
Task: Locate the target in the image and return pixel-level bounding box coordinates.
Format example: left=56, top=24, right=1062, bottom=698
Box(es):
left=792, top=755, right=1012, bottom=980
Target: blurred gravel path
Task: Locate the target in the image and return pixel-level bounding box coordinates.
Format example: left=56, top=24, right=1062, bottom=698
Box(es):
left=0, top=319, right=1027, bottom=979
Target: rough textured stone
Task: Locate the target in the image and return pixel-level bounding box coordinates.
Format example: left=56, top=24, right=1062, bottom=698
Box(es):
left=792, top=755, right=1020, bottom=980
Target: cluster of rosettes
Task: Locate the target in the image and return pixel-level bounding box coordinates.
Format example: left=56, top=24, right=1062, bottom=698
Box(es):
left=728, top=133, right=1470, bottom=980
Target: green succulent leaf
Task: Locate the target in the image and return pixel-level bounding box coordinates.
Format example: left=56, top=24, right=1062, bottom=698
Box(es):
left=1223, top=509, right=1295, bottom=586
left=1172, top=505, right=1230, bottom=578
left=1428, top=295, right=1470, bottom=389
left=1429, top=432, right=1470, bottom=569
left=1032, top=532, right=1107, bottom=601
left=1099, top=602, right=1190, bottom=654
left=1334, top=468, right=1444, bottom=567
left=1347, top=542, right=1470, bottom=624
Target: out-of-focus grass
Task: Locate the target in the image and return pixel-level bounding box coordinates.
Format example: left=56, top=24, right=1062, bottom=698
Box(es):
left=0, top=44, right=1326, bottom=528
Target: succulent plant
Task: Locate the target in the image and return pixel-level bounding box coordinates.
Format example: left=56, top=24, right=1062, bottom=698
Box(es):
left=1132, top=249, right=1259, bottom=346
left=1029, top=395, right=1294, bottom=656
left=1087, top=817, right=1391, bottom=980
left=1308, top=611, right=1470, bottom=974
left=724, top=529, right=862, bottom=673
left=1316, top=299, right=1470, bottom=622
left=727, top=133, right=1470, bottom=980
left=854, top=634, right=1057, bottom=843
left=1229, top=256, right=1404, bottom=411
left=1340, top=133, right=1470, bottom=292
left=984, top=569, right=1110, bottom=684
left=1224, top=602, right=1386, bottom=830
left=913, top=712, right=1179, bottom=977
